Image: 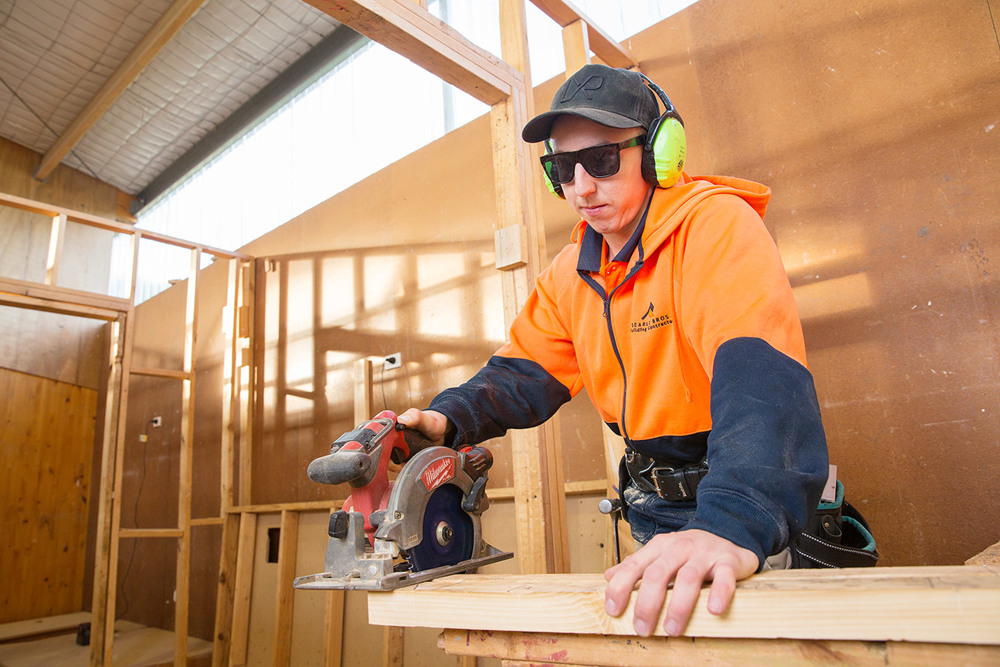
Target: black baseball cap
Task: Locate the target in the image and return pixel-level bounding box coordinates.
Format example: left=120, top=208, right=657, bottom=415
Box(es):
left=522, top=64, right=659, bottom=143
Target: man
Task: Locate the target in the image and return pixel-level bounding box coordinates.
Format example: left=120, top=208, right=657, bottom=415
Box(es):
left=399, top=64, right=828, bottom=637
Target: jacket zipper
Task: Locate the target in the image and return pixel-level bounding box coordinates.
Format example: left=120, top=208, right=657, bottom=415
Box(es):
left=594, top=259, right=644, bottom=447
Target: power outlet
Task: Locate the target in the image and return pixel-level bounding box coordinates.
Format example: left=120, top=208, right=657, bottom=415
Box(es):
left=151, top=416, right=162, bottom=428
left=384, top=353, right=402, bottom=370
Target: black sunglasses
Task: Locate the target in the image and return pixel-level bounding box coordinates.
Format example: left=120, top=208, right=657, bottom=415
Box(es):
left=540, top=135, right=646, bottom=185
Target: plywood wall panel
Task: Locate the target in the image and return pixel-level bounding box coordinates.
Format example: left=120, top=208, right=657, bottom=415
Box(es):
left=0, top=368, right=97, bottom=623
left=628, top=0, right=1000, bottom=565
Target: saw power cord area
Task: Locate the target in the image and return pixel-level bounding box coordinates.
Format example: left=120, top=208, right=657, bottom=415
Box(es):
left=379, top=359, right=413, bottom=412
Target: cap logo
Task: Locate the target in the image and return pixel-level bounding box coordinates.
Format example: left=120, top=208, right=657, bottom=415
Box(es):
left=560, top=75, right=603, bottom=103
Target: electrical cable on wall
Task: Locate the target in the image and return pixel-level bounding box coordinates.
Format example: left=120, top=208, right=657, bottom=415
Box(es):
left=378, top=355, right=413, bottom=412
left=117, top=418, right=154, bottom=620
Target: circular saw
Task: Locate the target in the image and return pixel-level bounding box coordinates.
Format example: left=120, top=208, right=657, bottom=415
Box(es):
left=294, top=411, right=512, bottom=591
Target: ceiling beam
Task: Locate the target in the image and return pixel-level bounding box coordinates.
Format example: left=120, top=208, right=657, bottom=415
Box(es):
left=300, top=0, right=522, bottom=105
left=34, top=0, right=207, bottom=182
left=528, top=0, right=636, bottom=69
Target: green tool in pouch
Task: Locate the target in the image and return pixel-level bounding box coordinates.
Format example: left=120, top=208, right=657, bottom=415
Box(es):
left=791, top=480, right=879, bottom=568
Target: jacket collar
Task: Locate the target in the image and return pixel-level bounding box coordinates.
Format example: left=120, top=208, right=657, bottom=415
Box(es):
left=576, top=197, right=651, bottom=273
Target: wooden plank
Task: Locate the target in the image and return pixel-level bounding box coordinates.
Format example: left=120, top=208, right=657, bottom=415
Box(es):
left=528, top=0, right=635, bottom=68
left=367, top=568, right=1000, bottom=645
left=174, top=247, right=200, bottom=666
left=382, top=626, right=404, bottom=667
left=91, top=277, right=136, bottom=667
left=562, top=18, right=590, bottom=77
left=273, top=511, right=300, bottom=666
left=130, top=367, right=191, bottom=379
left=87, top=318, right=122, bottom=666
left=221, top=259, right=240, bottom=514
left=228, top=500, right=345, bottom=514
left=230, top=513, right=258, bottom=666
left=0, top=612, right=92, bottom=643
left=300, top=0, right=519, bottom=105
left=100, top=237, right=140, bottom=665
left=45, top=213, right=66, bottom=285
left=212, top=513, right=242, bottom=667
left=322, top=590, right=346, bottom=667
left=0, top=276, right=130, bottom=314
left=118, top=528, right=185, bottom=538
left=34, top=0, right=207, bottom=181
left=488, top=478, right=607, bottom=500
left=489, top=80, right=568, bottom=575
left=0, top=290, right=120, bottom=321
left=438, top=629, right=1000, bottom=666
left=354, top=358, right=374, bottom=421
left=190, top=517, right=225, bottom=526
left=0, top=191, right=135, bottom=233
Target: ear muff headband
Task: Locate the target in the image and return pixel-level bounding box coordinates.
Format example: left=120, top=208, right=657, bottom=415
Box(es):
left=637, top=73, right=686, bottom=189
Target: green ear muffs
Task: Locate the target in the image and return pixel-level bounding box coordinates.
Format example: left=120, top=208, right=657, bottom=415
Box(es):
left=638, top=73, right=686, bottom=189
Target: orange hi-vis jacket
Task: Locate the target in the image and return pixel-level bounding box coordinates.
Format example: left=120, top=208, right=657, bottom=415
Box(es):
left=429, top=174, right=829, bottom=565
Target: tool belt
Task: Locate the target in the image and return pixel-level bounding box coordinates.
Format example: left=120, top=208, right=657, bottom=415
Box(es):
left=791, top=480, right=879, bottom=568
left=624, top=449, right=708, bottom=502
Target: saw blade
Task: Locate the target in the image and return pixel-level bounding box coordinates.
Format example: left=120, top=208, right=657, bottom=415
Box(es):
left=405, top=483, right=476, bottom=572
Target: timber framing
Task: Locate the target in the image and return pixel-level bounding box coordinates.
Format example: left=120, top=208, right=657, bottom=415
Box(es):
left=0, top=191, right=251, bottom=666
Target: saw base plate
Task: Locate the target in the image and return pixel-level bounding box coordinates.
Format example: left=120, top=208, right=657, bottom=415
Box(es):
left=293, top=544, right=513, bottom=591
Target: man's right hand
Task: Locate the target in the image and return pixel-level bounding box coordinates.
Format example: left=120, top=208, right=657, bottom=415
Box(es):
left=396, top=408, right=449, bottom=446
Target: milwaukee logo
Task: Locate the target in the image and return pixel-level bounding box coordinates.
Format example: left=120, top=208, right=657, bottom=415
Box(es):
left=631, top=302, right=672, bottom=333
left=560, top=75, right=603, bottom=102
left=421, top=458, right=455, bottom=492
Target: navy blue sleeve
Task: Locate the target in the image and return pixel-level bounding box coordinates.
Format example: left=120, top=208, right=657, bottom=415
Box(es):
left=427, top=355, right=572, bottom=449
left=680, top=337, right=829, bottom=568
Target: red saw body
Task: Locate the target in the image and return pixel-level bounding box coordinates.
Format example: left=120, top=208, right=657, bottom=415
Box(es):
left=297, top=410, right=512, bottom=590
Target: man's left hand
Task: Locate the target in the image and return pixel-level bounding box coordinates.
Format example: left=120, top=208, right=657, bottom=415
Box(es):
left=602, top=529, right=758, bottom=637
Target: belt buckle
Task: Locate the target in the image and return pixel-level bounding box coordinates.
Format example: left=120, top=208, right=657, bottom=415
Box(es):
left=651, top=465, right=679, bottom=500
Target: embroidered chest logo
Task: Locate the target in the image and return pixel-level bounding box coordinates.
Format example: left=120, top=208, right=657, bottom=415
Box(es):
left=631, top=302, right=673, bottom=333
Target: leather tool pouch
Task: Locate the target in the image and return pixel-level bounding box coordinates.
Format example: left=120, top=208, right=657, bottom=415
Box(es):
left=791, top=480, right=879, bottom=568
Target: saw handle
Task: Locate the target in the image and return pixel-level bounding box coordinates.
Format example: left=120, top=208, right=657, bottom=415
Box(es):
left=391, top=423, right=439, bottom=463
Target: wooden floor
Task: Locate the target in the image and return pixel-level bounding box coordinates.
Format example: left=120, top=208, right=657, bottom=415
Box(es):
left=0, top=613, right=212, bottom=667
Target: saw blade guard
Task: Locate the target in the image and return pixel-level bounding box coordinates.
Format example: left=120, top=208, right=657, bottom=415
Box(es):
left=375, top=446, right=484, bottom=557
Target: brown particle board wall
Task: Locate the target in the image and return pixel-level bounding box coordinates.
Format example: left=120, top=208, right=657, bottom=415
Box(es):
left=626, top=0, right=1000, bottom=567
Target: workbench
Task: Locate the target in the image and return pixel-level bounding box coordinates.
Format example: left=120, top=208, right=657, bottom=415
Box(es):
left=367, top=565, right=1000, bottom=666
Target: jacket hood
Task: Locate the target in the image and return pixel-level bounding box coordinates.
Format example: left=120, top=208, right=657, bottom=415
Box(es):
left=642, top=173, right=770, bottom=254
